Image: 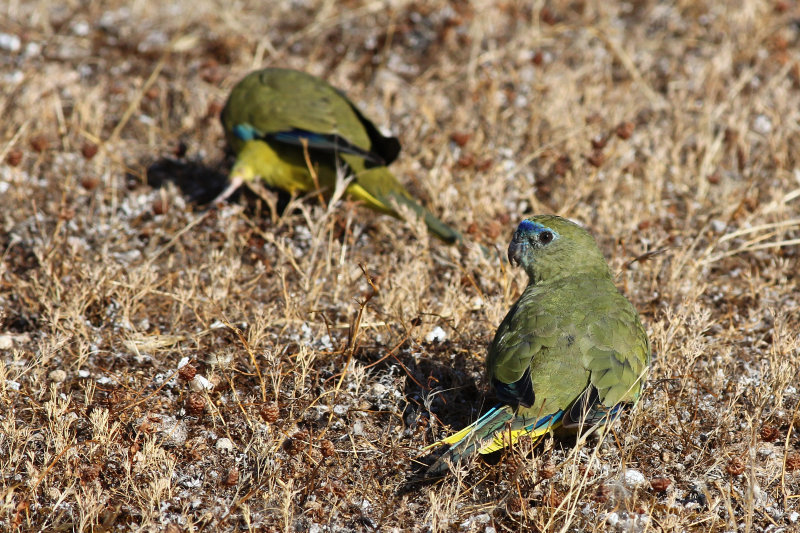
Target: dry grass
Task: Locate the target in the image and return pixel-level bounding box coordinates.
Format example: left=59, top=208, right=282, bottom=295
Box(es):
left=2, top=0, right=800, bottom=531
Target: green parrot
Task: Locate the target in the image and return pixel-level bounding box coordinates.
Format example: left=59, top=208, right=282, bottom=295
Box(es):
left=427, top=215, right=650, bottom=474
left=215, top=68, right=462, bottom=244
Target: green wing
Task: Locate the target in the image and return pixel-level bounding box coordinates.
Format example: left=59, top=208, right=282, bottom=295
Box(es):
left=488, top=275, right=649, bottom=428
left=222, top=68, right=398, bottom=164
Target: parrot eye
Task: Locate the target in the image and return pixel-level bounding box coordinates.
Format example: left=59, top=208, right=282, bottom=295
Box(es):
left=539, top=230, right=554, bottom=244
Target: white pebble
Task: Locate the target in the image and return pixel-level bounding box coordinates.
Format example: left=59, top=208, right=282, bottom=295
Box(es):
left=622, top=468, right=647, bottom=489
left=190, top=375, right=214, bottom=391
left=71, top=20, right=90, bottom=36
left=0, top=335, right=14, bottom=350
left=752, top=114, right=772, bottom=135
left=5, top=380, right=20, bottom=391
left=24, top=41, right=41, bottom=57
left=710, top=219, right=727, bottom=233
left=425, top=326, right=447, bottom=343
left=216, top=437, right=234, bottom=451
left=0, top=32, right=21, bottom=52
left=789, top=511, right=799, bottom=523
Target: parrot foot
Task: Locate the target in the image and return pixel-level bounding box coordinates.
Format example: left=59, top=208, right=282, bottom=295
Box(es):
left=209, top=176, right=244, bottom=206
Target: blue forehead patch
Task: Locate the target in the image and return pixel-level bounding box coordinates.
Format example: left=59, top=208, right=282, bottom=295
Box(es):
left=518, top=219, right=548, bottom=233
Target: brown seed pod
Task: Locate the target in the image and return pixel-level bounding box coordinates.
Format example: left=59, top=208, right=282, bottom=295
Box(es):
left=507, top=496, right=525, bottom=513
left=320, top=439, right=336, bottom=458
left=79, top=463, right=102, bottom=484
left=30, top=135, right=48, bottom=152
left=223, top=466, right=239, bottom=486
left=80, top=176, right=100, bottom=190
left=539, top=462, right=556, bottom=479
left=553, top=154, right=571, bottom=177
left=726, top=456, right=746, bottom=476
left=759, top=424, right=780, bottom=443
left=6, top=149, right=23, bottom=166
left=615, top=121, right=635, bottom=140
left=650, top=477, right=671, bottom=492
left=591, top=134, right=608, bottom=150
left=786, top=452, right=800, bottom=472
left=587, top=150, right=605, bottom=168
left=81, top=143, right=99, bottom=160
left=186, top=392, right=206, bottom=415
left=450, top=132, right=471, bottom=147
left=178, top=362, right=197, bottom=381
left=260, top=402, right=279, bottom=423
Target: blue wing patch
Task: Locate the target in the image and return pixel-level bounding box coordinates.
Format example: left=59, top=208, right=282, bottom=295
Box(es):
left=232, top=123, right=262, bottom=141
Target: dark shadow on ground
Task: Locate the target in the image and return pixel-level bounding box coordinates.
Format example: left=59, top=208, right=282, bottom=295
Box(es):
left=146, top=157, right=232, bottom=205
left=145, top=155, right=295, bottom=214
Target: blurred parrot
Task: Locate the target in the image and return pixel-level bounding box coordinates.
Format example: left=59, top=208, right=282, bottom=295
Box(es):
left=427, top=215, right=650, bottom=474
left=215, top=68, right=462, bottom=244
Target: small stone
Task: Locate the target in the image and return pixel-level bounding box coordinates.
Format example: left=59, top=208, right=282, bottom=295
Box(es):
left=136, top=415, right=188, bottom=447
left=49, top=369, right=67, bottom=383
left=425, top=326, right=447, bottom=343
left=752, top=114, right=772, bottom=135
left=216, top=437, right=234, bottom=452
left=0, top=335, right=14, bottom=350
left=190, top=375, right=214, bottom=392
left=0, top=32, right=21, bottom=52
left=710, top=219, right=727, bottom=233
left=622, top=468, right=647, bottom=489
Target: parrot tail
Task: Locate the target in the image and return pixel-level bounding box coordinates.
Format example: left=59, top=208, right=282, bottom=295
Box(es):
left=387, top=192, right=463, bottom=245
left=426, top=405, right=562, bottom=475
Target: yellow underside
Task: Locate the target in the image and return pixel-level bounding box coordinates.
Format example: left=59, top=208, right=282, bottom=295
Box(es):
left=232, top=140, right=394, bottom=214
left=427, top=417, right=560, bottom=455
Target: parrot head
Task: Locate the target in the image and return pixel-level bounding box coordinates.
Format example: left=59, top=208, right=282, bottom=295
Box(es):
left=508, top=215, right=611, bottom=283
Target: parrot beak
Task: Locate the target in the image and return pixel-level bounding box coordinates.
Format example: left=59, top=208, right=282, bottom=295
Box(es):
left=508, top=233, right=524, bottom=266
